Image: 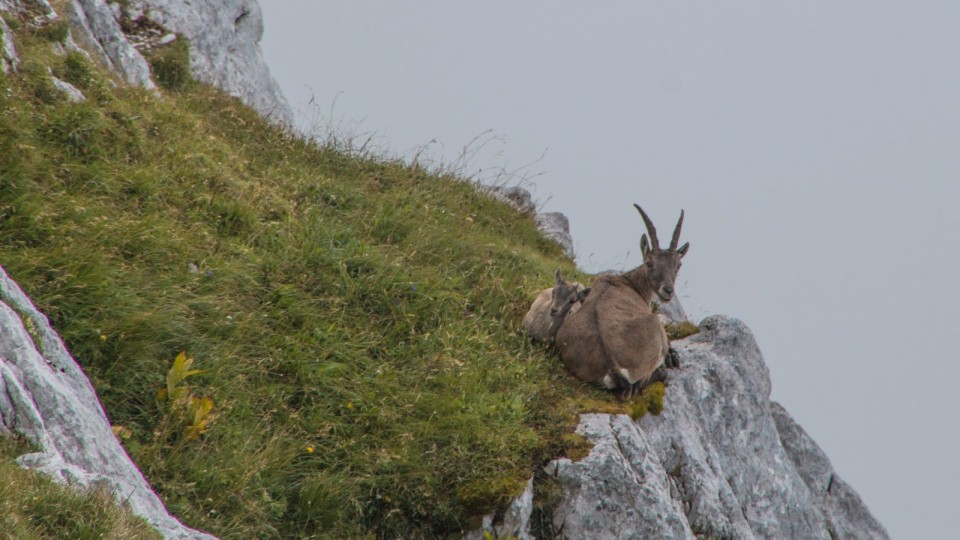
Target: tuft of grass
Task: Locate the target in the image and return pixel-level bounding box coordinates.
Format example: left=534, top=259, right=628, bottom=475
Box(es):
left=666, top=320, right=701, bottom=340
left=147, top=38, right=193, bottom=90
left=0, top=20, right=646, bottom=538
left=33, top=19, right=69, bottom=44
left=0, top=436, right=161, bottom=539
left=629, top=382, right=666, bottom=420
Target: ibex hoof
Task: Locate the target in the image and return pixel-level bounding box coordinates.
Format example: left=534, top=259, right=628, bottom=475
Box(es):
left=666, top=348, right=681, bottom=369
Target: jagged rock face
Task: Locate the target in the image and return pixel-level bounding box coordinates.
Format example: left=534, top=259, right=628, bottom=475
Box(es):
left=771, top=402, right=890, bottom=540
left=470, top=315, right=889, bottom=539
left=0, top=266, right=216, bottom=540
left=547, top=315, right=889, bottom=539
left=119, top=0, right=293, bottom=124
left=6, top=0, right=293, bottom=123
left=66, top=0, right=157, bottom=90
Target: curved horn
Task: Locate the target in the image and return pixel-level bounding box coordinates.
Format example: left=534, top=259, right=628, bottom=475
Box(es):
left=670, top=209, right=684, bottom=250
left=633, top=204, right=659, bottom=250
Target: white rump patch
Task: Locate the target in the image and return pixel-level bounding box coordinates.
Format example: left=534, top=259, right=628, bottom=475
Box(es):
left=602, top=374, right=616, bottom=389
left=618, top=368, right=635, bottom=384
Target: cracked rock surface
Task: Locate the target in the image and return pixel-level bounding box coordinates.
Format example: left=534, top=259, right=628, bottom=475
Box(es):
left=8, top=0, right=293, bottom=123
left=471, top=315, right=889, bottom=539
left=119, top=0, right=293, bottom=124
left=0, top=265, right=215, bottom=540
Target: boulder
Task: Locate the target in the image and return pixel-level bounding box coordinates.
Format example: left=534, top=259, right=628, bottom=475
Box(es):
left=534, top=211, right=575, bottom=260
left=486, top=185, right=577, bottom=260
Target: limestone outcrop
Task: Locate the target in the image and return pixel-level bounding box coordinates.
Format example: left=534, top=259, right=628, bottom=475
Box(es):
left=110, top=0, right=293, bottom=124
left=1, top=0, right=291, bottom=123
left=469, top=315, right=889, bottom=539
left=0, top=266, right=215, bottom=539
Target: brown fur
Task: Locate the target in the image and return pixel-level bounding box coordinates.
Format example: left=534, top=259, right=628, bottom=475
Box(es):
left=522, top=269, right=590, bottom=343
left=555, top=205, right=688, bottom=398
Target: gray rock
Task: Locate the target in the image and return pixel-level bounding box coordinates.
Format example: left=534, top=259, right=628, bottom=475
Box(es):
left=463, top=478, right=534, bottom=540
left=124, top=0, right=293, bottom=125
left=50, top=72, right=85, bottom=101
left=487, top=185, right=536, bottom=215
left=486, top=185, right=577, bottom=260
left=0, top=265, right=216, bottom=540
left=537, top=315, right=889, bottom=539
left=771, top=402, right=890, bottom=540
left=66, top=0, right=157, bottom=90
left=547, top=414, right=694, bottom=539
left=1, top=10, right=17, bottom=73
left=534, top=212, right=575, bottom=260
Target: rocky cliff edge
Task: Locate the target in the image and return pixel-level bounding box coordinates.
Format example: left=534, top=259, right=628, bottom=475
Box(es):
left=470, top=315, right=889, bottom=539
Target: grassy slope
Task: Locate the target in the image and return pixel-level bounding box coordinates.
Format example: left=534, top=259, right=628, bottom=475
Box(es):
left=0, top=437, right=161, bottom=539
left=0, top=18, right=643, bottom=539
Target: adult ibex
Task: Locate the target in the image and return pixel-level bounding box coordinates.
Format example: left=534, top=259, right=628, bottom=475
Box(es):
left=555, top=204, right=689, bottom=399
left=522, top=269, right=590, bottom=343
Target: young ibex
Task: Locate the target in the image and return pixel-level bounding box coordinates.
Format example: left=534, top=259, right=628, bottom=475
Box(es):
left=522, top=269, right=591, bottom=344
left=555, top=204, right=688, bottom=399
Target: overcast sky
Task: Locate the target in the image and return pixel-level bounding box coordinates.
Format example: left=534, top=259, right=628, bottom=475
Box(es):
left=260, top=2, right=960, bottom=537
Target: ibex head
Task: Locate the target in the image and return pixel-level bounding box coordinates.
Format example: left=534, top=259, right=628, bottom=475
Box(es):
left=634, top=204, right=689, bottom=303
left=550, top=269, right=590, bottom=318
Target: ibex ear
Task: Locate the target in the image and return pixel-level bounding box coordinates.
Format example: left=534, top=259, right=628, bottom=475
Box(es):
left=577, top=288, right=592, bottom=302
left=641, top=235, right=651, bottom=257
left=554, top=268, right=563, bottom=285
left=677, top=242, right=689, bottom=257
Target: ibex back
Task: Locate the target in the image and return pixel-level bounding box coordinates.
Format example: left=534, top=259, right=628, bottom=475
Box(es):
left=555, top=204, right=688, bottom=399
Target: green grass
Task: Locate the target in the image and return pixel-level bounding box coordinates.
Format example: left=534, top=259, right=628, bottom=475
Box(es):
left=0, top=22, right=639, bottom=538
left=0, top=437, right=160, bottom=539
left=665, top=320, right=701, bottom=340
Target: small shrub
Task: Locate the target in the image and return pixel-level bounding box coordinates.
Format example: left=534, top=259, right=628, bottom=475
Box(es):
left=34, top=20, right=69, bottom=44
left=19, top=60, right=62, bottom=104
left=1, top=12, right=21, bottom=31
left=155, top=352, right=216, bottom=442
left=629, top=382, right=666, bottom=420
left=455, top=475, right=529, bottom=517
left=148, top=38, right=193, bottom=90
left=61, top=52, right=93, bottom=85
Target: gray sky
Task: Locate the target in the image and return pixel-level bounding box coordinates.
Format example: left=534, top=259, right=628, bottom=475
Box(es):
left=260, top=2, right=960, bottom=537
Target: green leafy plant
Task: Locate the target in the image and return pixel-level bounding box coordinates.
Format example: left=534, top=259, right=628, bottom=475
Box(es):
left=156, top=352, right=215, bottom=441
